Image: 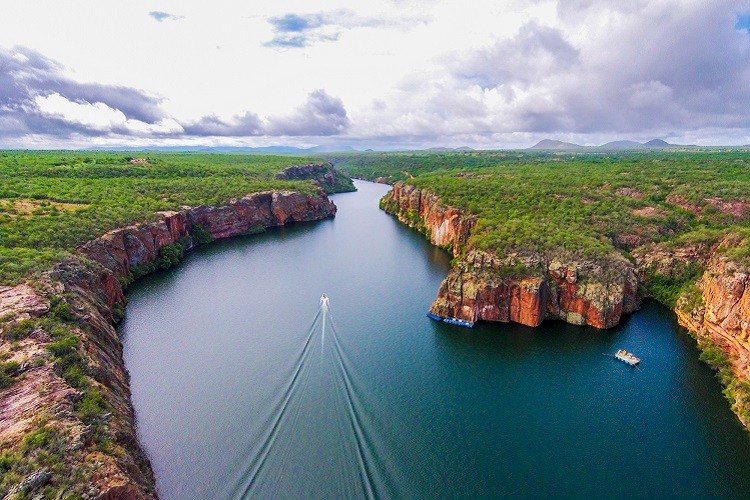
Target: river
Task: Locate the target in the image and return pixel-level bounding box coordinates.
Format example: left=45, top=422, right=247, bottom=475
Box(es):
left=120, top=180, right=750, bottom=499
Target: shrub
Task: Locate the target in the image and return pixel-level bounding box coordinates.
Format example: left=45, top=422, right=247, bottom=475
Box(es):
left=76, top=389, right=107, bottom=422
left=0, top=361, right=21, bottom=389
left=21, top=426, right=58, bottom=452
left=3, top=319, right=35, bottom=341
left=155, top=243, right=184, bottom=270
left=190, top=224, right=213, bottom=245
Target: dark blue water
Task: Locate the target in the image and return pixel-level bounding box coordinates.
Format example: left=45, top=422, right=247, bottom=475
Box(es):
left=120, top=181, right=750, bottom=499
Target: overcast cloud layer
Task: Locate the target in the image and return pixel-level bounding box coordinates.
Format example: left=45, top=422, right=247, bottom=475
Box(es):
left=0, top=0, right=748, bottom=148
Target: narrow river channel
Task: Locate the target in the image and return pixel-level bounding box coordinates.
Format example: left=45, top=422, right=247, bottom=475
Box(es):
left=120, top=180, right=750, bottom=499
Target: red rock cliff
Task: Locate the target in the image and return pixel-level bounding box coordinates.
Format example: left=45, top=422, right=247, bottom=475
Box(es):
left=382, top=182, right=639, bottom=329
left=668, top=252, right=750, bottom=428
left=0, top=190, right=335, bottom=498
left=79, top=190, right=335, bottom=282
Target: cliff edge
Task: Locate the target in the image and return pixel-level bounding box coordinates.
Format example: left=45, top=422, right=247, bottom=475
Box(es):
left=0, top=190, right=336, bottom=498
left=381, top=182, right=639, bottom=329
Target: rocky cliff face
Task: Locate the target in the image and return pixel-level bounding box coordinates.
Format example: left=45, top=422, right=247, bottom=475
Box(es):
left=382, top=182, right=640, bottom=329
left=669, top=252, right=750, bottom=428
left=275, top=163, right=355, bottom=194
left=79, top=190, right=335, bottom=281
left=383, top=183, right=476, bottom=255
left=0, top=190, right=336, bottom=498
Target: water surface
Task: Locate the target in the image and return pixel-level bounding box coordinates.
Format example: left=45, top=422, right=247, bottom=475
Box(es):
left=120, top=181, right=750, bottom=498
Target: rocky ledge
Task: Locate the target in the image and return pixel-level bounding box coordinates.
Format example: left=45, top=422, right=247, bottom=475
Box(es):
left=0, top=190, right=335, bottom=498
left=382, top=182, right=639, bottom=329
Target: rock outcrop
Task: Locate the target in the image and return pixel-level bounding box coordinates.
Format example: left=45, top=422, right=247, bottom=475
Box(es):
left=670, top=252, right=750, bottom=428
left=382, top=182, right=640, bottom=329
left=275, top=163, right=355, bottom=194
left=79, top=190, right=336, bottom=281
left=0, top=190, right=336, bottom=498
left=428, top=250, right=638, bottom=329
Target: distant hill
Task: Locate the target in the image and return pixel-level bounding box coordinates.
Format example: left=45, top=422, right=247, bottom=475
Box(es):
left=529, top=139, right=584, bottom=150
left=530, top=138, right=694, bottom=151
left=599, top=138, right=696, bottom=149
left=599, top=140, right=646, bottom=149
left=644, top=139, right=670, bottom=148
left=426, top=146, right=476, bottom=152
left=89, top=145, right=358, bottom=153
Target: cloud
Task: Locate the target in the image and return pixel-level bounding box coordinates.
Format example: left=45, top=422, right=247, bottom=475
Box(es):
left=440, top=0, right=750, bottom=138
left=0, top=45, right=351, bottom=141
left=182, top=112, right=264, bottom=136
left=264, top=9, right=423, bottom=48
left=453, top=22, right=579, bottom=89
left=266, top=90, right=349, bottom=136
left=149, top=11, right=183, bottom=23
left=0, top=46, right=172, bottom=138
left=265, top=11, right=351, bottom=48
left=3, top=2, right=750, bottom=148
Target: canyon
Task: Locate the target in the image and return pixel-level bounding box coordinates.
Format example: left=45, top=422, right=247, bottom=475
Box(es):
left=0, top=188, right=336, bottom=498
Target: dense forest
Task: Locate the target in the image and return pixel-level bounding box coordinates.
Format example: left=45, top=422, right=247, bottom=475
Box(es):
left=0, top=152, right=333, bottom=284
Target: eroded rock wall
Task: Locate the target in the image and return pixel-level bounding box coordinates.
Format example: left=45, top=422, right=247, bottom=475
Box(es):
left=383, top=182, right=639, bottom=329
left=79, top=190, right=335, bottom=281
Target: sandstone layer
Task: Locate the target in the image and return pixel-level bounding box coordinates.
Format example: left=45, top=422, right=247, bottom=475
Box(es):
left=673, top=254, right=750, bottom=428
left=382, top=182, right=639, bottom=329
left=0, top=190, right=336, bottom=498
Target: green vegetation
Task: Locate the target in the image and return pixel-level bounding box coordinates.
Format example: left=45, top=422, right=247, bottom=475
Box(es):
left=643, top=262, right=704, bottom=307
left=692, top=332, right=750, bottom=428
left=0, top=151, right=340, bottom=285
left=0, top=360, right=20, bottom=389
left=339, top=149, right=750, bottom=265
left=190, top=223, right=214, bottom=245
left=0, top=420, right=93, bottom=498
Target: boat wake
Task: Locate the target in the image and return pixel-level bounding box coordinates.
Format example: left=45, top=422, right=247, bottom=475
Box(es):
left=220, top=295, right=435, bottom=499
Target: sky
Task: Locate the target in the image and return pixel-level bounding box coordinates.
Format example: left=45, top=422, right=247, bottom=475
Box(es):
left=0, top=0, right=749, bottom=149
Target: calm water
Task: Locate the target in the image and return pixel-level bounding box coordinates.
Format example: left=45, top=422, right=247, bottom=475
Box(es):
left=120, top=181, right=750, bottom=499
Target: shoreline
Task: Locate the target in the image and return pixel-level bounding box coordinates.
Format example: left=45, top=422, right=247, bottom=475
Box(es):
left=0, top=189, right=336, bottom=498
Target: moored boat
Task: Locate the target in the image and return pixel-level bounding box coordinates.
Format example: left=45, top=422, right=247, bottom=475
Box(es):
left=614, top=349, right=640, bottom=366
left=443, top=317, right=474, bottom=328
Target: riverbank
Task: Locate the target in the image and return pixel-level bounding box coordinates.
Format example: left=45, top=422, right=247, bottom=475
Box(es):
left=0, top=152, right=349, bottom=498
left=0, top=189, right=335, bottom=498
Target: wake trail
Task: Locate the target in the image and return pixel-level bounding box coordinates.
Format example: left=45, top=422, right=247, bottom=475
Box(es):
left=328, top=316, right=442, bottom=495
left=231, top=309, right=322, bottom=498
left=330, top=363, right=362, bottom=499
left=266, top=344, right=316, bottom=493
left=330, top=332, right=377, bottom=500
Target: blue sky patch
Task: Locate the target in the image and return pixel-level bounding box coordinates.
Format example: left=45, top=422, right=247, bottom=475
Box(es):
left=149, top=11, right=182, bottom=23
left=270, top=14, right=317, bottom=33
left=736, top=13, right=750, bottom=32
